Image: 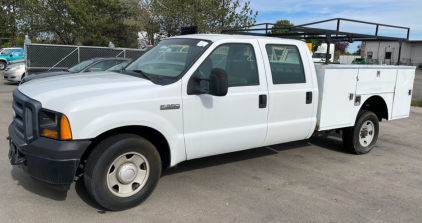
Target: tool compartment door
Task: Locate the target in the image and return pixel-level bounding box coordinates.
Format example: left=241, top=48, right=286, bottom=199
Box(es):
left=356, top=68, right=397, bottom=95
left=392, top=68, right=415, bottom=119
left=316, top=67, right=358, bottom=130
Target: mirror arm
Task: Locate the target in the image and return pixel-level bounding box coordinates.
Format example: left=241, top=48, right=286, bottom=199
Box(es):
left=193, top=76, right=210, bottom=82
left=193, top=77, right=210, bottom=94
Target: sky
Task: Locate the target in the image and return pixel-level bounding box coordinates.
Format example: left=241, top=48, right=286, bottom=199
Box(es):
left=249, top=0, right=422, bottom=53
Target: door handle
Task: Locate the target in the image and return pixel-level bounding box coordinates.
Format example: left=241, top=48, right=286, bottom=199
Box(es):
left=306, top=92, right=312, bottom=104
left=259, top=95, right=267, bottom=108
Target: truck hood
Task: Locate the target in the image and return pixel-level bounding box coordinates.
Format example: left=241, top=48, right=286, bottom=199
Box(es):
left=17, top=71, right=157, bottom=112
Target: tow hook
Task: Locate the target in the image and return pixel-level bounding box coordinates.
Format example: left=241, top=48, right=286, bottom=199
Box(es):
left=8, top=138, right=26, bottom=165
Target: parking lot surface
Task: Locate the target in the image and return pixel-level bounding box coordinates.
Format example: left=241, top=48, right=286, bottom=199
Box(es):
left=1, top=76, right=422, bottom=222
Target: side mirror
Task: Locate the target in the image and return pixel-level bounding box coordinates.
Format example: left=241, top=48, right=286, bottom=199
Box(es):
left=9, top=54, right=13, bottom=57
left=187, top=68, right=228, bottom=96
left=208, top=68, right=228, bottom=96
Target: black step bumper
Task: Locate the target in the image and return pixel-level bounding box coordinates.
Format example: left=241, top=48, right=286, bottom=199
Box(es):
left=8, top=123, right=91, bottom=190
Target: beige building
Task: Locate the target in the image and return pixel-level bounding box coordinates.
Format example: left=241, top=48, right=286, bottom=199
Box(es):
left=362, top=40, right=422, bottom=66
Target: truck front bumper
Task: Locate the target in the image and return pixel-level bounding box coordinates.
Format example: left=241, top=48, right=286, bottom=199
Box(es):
left=8, top=123, right=91, bottom=190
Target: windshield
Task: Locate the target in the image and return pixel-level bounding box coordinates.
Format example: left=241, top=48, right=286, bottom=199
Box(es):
left=125, top=38, right=210, bottom=79
left=68, top=60, right=96, bottom=73
left=1, top=49, right=13, bottom=55
left=106, top=62, right=129, bottom=71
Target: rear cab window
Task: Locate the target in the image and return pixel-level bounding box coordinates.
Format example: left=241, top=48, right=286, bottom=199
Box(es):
left=265, top=44, right=306, bottom=84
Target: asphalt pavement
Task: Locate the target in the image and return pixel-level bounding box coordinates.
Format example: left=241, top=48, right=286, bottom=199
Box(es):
left=0, top=76, right=422, bottom=222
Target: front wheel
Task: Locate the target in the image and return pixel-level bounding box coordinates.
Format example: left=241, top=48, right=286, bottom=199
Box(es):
left=84, top=134, right=162, bottom=211
left=0, top=61, right=6, bottom=70
left=342, top=110, right=379, bottom=154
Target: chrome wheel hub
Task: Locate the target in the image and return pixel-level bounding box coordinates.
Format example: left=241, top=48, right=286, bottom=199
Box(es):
left=117, top=163, right=138, bottom=184
left=107, top=152, right=150, bottom=197
left=359, top=120, right=375, bottom=147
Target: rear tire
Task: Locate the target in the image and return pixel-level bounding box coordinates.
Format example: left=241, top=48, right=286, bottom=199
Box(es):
left=342, top=110, right=379, bottom=154
left=84, top=134, right=162, bottom=211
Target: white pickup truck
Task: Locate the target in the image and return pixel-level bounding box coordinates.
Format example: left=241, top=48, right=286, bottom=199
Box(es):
left=7, top=34, right=416, bottom=211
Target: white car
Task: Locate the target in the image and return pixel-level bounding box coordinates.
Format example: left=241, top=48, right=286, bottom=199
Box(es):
left=7, top=34, right=416, bottom=211
left=3, top=62, right=25, bottom=83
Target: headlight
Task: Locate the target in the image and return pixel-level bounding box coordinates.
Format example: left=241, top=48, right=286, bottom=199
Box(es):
left=9, top=66, right=22, bottom=71
left=39, top=110, right=72, bottom=140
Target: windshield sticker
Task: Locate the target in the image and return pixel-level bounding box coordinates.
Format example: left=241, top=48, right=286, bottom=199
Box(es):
left=197, top=41, right=209, bottom=47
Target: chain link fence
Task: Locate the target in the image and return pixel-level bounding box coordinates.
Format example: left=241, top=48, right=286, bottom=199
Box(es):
left=24, top=44, right=145, bottom=75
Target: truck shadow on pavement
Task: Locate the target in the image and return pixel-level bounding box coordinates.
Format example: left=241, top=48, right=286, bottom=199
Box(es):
left=10, top=165, right=68, bottom=201
left=9, top=132, right=348, bottom=210
left=162, top=132, right=349, bottom=177
left=308, top=131, right=350, bottom=154
left=74, top=176, right=106, bottom=211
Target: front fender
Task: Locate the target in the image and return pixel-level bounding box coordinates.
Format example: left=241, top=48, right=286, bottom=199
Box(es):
left=68, top=109, right=186, bottom=166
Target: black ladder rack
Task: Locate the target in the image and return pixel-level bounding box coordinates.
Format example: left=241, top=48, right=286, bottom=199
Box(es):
left=221, top=18, right=410, bottom=65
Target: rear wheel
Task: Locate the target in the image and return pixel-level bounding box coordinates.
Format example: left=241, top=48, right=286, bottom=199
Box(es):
left=342, top=110, right=379, bottom=154
left=0, top=61, right=6, bottom=70
left=84, top=134, right=161, bottom=211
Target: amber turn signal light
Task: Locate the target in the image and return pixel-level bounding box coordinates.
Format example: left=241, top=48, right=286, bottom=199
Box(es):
left=60, top=115, right=72, bottom=140
left=42, top=129, right=58, bottom=138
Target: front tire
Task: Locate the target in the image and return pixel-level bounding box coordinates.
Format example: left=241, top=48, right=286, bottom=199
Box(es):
left=342, top=110, right=379, bottom=154
left=0, top=61, right=6, bottom=70
left=84, top=134, right=162, bottom=211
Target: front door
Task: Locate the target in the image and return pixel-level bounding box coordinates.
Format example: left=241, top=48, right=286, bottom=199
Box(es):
left=182, top=39, right=269, bottom=159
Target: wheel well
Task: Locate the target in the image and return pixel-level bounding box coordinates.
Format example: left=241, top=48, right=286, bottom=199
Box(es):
left=81, top=126, right=171, bottom=168
left=360, top=96, right=388, bottom=121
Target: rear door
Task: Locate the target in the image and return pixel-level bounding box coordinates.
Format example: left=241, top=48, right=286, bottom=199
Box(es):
left=258, top=40, right=317, bottom=145
left=392, top=68, right=415, bottom=119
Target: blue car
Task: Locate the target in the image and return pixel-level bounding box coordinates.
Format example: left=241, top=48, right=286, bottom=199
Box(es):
left=0, top=47, right=25, bottom=70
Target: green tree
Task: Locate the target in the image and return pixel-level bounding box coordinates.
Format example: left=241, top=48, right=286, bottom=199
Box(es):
left=68, top=0, right=139, bottom=47
left=27, top=0, right=81, bottom=45
left=127, top=0, right=163, bottom=46
left=270, top=20, right=296, bottom=34
left=0, top=0, right=25, bottom=46
left=149, top=0, right=258, bottom=37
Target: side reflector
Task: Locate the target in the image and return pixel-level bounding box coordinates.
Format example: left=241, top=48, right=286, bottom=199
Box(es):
left=42, top=129, right=58, bottom=138
left=60, top=115, right=72, bottom=140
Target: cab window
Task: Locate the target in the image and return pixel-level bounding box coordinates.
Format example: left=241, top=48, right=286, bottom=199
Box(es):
left=196, top=43, right=259, bottom=87
left=265, top=44, right=305, bottom=84
left=11, top=49, right=23, bottom=57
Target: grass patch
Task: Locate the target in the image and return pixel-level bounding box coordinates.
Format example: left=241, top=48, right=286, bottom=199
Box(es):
left=411, top=100, right=422, bottom=107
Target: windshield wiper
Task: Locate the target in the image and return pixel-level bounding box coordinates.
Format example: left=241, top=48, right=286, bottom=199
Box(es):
left=131, top=69, right=153, bottom=80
